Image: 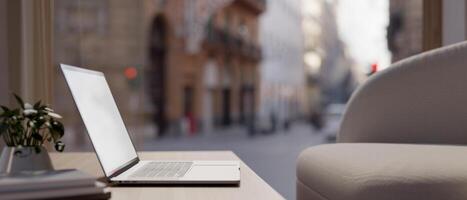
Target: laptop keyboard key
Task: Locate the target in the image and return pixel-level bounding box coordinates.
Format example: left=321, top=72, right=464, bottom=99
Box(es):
left=131, top=162, right=193, bottom=178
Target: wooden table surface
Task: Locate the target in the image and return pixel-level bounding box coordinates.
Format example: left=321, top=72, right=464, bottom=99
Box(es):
left=50, top=151, right=284, bottom=200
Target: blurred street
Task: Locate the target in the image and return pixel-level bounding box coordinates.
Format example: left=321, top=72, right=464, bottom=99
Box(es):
left=141, top=120, right=338, bottom=200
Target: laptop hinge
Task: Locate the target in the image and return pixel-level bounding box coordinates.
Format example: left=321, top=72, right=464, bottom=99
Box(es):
left=108, top=157, right=139, bottom=179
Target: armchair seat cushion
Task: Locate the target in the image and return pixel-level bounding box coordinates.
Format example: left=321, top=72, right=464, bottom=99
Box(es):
left=297, top=143, right=467, bottom=200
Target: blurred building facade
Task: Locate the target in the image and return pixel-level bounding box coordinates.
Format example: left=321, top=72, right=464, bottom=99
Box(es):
left=387, top=0, right=423, bottom=62
left=54, top=0, right=148, bottom=147
left=201, top=0, right=265, bottom=134
left=259, top=0, right=306, bottom=129
left=54, top=0, right=265, bottom=139
left=302, top=0, right=357, bottom=110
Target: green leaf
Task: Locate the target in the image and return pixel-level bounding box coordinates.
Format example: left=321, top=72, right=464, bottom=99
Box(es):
left=35, top=121, right=45, bottom=129
left=0, top=105, right=10, bottom=112
left=11, top=109, right=20, bottom=116
left=51, top=121, right=64, bottom=138
left=1, top=110, right=12, bottom=118
left=32, top=133, right=43, bottom=142
left=48, top=120, right=62, bottom=141
left=55, top=141, right=65, bottom=152
left=33, top=100, right=42, bottom=110
left=49, top=128, right=60, bottom=141
left=36, top=110, right=47, bottom=117
left=0, top=123, right=7, bottom=136
left=13, top=93, right=24, bottom=109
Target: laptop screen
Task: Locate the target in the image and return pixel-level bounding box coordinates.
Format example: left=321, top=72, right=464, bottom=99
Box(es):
left=61, top=64, right=138, bottom=177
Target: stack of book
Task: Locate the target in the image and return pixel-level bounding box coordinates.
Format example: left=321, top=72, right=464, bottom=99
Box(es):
left=0, top=169, right=111, bottom=200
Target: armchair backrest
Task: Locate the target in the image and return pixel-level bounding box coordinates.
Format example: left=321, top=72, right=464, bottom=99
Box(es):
left=338, top=41, right=467, bottom=145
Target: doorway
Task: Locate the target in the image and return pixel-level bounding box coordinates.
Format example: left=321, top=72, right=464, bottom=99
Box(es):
left=222, top=88, right=231, bottom=126
left=148, top=15, right=168, bottom=136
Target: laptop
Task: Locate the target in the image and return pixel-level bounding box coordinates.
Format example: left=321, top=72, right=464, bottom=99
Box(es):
left=60, top=64, right=240, bottom=185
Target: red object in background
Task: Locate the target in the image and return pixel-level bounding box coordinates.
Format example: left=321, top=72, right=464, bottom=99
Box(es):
left=371, top=63, right=378, bottom=74
left=124, top=67, right=138, bottom=80
left=187, top=112, right=197, bottom=135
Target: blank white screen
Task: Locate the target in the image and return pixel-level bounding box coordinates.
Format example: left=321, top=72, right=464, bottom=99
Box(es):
left=61, top=64, right=138, bottom=176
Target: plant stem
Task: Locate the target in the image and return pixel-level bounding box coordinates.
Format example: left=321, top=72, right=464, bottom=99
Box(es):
left=7, top=130, right=13, bottom=145
left=23, top=125, right=28, bottom=146
left=41, top=129, right=47, bottom=145
left=3, top=133, right=10, bottom=146
left=7, top=127, right=15, bottom=146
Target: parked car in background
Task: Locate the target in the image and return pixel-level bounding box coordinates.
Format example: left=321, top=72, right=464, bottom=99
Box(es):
left=322, top=104, right=347, bottom=142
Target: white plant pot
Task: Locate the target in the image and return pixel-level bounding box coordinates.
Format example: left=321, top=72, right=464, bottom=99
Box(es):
left=0, top=146, right=54, bottom=174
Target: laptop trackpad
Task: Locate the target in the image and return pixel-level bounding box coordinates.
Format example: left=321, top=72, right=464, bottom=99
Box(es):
left=183, top=165, right=240, bottom=181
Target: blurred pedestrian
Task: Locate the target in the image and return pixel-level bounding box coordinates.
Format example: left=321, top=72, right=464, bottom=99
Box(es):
left=270, top=111, right=277, bottom=133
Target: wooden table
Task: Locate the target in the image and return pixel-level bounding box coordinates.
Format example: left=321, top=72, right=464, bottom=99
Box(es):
left=50, top=151, right=284, bottom=200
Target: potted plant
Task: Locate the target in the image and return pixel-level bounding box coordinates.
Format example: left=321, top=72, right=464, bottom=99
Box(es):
left=0, top=94, right=65, bottom=173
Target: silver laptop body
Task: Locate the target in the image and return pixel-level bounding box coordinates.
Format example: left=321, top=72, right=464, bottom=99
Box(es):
left=60, top=64, right=240, bottom=184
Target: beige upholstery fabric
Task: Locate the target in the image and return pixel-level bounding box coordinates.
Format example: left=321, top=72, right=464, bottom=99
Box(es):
left=297, top=42, right=467, bottom=200
left=297, top=143, right=467, bottom=200
left=339, top=41, right=467, bottom=144
left=297, top=179, right=328, bottom=200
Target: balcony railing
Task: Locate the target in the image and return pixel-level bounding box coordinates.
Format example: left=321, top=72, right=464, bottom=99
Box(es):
left=205, top=25, right=262, bottom=61
left=236, top=0, right=266, bottom=14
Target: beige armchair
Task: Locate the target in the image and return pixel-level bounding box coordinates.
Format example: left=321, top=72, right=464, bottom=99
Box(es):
left=297, top=41, right=467, bottom=200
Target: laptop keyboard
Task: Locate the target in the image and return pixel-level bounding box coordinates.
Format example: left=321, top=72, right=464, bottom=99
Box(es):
left=131, top=162, right=193, bottom=178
